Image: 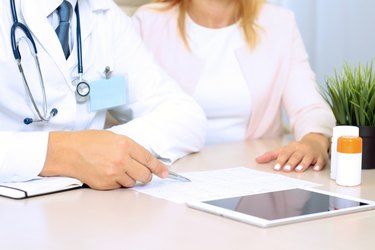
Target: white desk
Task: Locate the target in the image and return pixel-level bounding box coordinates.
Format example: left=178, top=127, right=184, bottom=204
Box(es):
left=1, top=137, right=375, bottom=250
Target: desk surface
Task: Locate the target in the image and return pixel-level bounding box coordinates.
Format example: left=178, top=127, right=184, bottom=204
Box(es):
left=1, top=137, right=375, bottom=250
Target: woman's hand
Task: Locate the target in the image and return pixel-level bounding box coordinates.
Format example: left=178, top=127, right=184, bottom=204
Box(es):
left=255, top=133, right=330, bottom=173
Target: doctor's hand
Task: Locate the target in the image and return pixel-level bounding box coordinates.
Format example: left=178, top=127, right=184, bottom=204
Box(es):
left=255, top=133, right=330, bottom=173
left=41, top=130, right=169, bottom=190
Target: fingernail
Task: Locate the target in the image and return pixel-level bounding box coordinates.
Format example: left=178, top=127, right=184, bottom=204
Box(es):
left=296, top=165, right=303, bottom=172
left=162, top=170, right=169, bottom=178
left=274, top=163, right=281, bottom=171
left=284, top=165, right=292, bottom=171
left=295, top=165, right=303, bottom=172
left=313, top=165, right=321, bottom=171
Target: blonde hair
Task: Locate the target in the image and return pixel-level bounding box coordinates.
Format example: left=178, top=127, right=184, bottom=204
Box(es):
left=152, top=0, right=264, bottom=49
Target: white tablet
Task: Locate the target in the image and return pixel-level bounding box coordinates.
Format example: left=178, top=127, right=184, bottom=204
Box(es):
left=187, top=187, right=375, bottom=227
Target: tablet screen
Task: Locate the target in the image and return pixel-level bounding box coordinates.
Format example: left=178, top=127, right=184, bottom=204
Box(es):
left=203, top=188, right=369, bottom=221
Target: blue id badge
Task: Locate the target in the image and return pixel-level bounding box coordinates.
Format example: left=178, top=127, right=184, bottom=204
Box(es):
left=89, top=76, right=127, bottom=112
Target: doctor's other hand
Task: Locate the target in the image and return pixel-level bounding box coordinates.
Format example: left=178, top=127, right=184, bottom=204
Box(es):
left=255, top=133, right=330, bottom=173
left=41, top=130, right=169, bottom=190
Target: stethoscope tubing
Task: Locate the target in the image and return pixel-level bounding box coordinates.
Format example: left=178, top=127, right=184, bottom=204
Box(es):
left=10, top=0, right=84, bottom=72
left=75, top=3, right=83, bottom=75
left=9, top=0, right=87, bottom=123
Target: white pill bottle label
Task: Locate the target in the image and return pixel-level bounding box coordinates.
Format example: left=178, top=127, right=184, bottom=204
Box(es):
left=330, top=126, right=359, bottom=180
left=336, top=136, right=362, bottom=187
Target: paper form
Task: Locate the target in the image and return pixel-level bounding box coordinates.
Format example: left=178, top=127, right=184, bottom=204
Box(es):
left=131, top=167, right=320, bottom=203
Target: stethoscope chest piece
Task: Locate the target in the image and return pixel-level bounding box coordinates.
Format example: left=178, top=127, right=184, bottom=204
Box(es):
left=71, top=3, right=89, bottom=104
left=73, top=77, right=90, bottom=103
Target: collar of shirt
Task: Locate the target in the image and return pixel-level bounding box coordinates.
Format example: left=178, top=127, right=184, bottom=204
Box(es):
left=38, top=0, right=77, bottom=55
left=37, top=0, right=77, bottom=18
left=37, top=0, right=77, bottom=29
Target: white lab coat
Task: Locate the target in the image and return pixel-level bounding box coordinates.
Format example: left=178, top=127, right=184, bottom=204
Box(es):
left=0, top=0, right=207, bottom=182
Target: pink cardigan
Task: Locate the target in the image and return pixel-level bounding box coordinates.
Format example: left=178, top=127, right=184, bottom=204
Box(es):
left=132, top=3, right=335, bottom=140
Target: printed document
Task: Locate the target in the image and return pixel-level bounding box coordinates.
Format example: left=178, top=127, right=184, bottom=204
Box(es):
left=132, top=167, right=319, bottom=203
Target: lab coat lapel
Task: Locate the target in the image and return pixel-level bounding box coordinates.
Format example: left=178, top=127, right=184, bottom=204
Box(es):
left=69, top=0, right=95, bottom=74
left=77, top=1, right=94, bottom=43
left=21, top=0, right=68, bottom=78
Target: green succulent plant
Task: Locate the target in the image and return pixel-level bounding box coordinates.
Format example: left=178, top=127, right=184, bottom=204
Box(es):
left=320, top=61, right=375, bottom=126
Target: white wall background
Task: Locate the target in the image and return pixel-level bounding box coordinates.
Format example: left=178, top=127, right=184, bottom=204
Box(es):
left=268, top=0, right=375, bottom=85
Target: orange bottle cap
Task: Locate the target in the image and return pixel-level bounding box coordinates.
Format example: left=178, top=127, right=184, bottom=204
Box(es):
left=337, top=136, right=362, bottom=154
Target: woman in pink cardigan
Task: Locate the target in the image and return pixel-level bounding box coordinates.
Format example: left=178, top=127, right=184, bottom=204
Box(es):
left=132, top=0, right=335, bottom=173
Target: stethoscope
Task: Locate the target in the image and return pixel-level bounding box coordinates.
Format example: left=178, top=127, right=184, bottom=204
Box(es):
left=10, top=0, right=90, bottom=125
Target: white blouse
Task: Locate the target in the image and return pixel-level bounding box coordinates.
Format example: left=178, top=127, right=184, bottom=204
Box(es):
left=187, top=16, right=251, bottom=144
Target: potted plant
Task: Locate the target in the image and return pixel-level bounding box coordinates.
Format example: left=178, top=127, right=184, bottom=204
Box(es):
left=320, top=61, right=375, bottom=169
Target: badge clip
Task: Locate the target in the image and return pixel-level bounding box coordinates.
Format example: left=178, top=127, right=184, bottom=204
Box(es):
left=104, top=66, right=113, bottom=79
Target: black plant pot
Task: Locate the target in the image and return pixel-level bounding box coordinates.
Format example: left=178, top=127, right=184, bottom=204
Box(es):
left=359, top=126, right=375, bottom=169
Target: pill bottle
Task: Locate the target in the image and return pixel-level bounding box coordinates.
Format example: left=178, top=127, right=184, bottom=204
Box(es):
left=330, top=126, right=359, bottom=180
left=336, top=136, right=362, bottom=186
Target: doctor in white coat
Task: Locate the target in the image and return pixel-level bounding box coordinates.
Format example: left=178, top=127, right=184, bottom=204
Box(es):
left=0, top=0, right=206, bottom=189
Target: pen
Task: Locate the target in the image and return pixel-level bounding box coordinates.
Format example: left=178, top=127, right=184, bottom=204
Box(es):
left=167, top=171, right=191, bottom=182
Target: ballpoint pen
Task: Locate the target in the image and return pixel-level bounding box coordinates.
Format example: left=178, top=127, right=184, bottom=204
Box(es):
left=167, top=171, right=191, bottom=182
